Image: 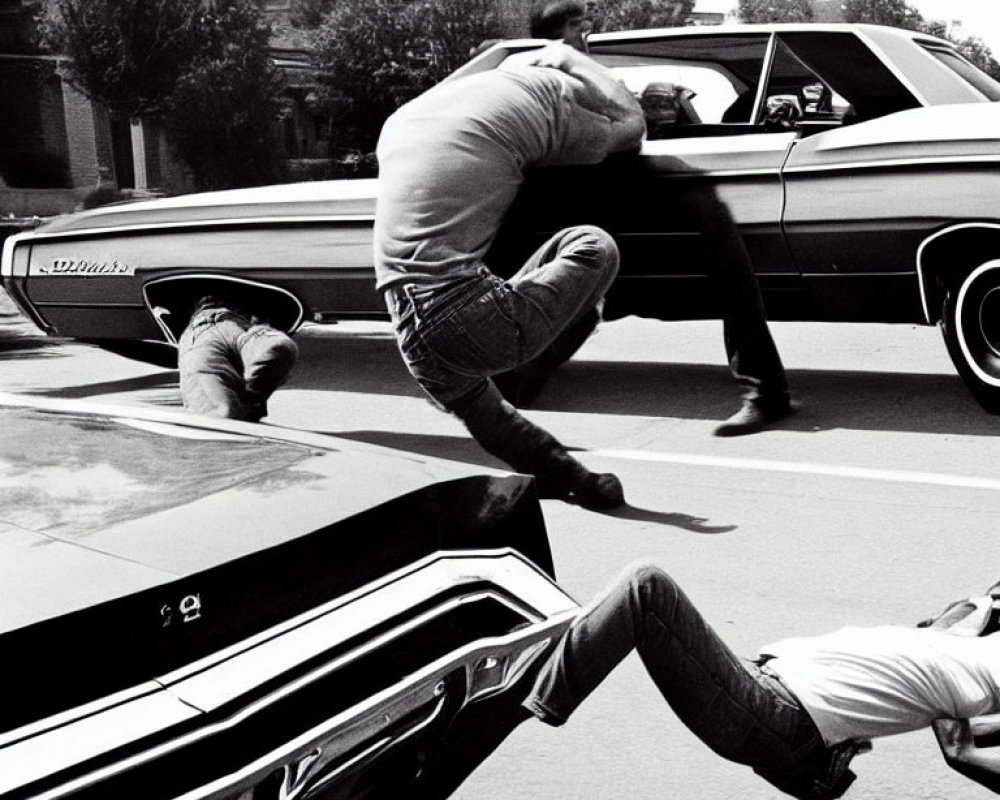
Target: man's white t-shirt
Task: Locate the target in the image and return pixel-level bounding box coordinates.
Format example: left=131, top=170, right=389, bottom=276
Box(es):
left=374, top=64, right=622, bottom=292
left=761, top=626, right=1000, bottom=746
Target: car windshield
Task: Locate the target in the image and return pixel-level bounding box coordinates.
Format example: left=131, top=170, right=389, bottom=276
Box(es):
left=0, top=407, right=320, bottom=537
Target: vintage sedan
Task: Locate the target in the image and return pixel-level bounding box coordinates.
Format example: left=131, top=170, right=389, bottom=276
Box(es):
left=3, top=23, right=1000, bottom=408
left=0, top=393, right=575, bottom=800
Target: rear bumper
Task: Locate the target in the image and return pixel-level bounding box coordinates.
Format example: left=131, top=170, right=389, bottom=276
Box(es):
left=1, top=550, right=576, bottom=800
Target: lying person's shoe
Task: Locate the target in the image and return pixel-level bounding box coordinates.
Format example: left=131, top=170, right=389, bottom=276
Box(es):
left=714, top=396, right=794, bottom=437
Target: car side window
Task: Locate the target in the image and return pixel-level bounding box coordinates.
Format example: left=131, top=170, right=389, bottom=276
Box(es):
left=589, top=34, right=770, bottom=139
left=761, top=37, right=853, bottom=133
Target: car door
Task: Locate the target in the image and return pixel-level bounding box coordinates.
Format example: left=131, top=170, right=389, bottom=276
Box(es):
left=492, top=30, right=802, bottom=322
left=773, top=29, right=931, bottom=322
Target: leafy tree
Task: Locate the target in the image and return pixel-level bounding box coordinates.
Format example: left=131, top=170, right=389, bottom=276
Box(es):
left=602, top=0, right=696, bottom=31
left=37, top=0, right=204, bottom=118
left=40, top=0, right=283, bottom=191
left=841, top=0, right=923, bottom=29
left=161, top=1, right=284, bottom=191
left=737, top=0, right=813, bottom=23
left=289, top=0, right=337, bottom=28
left=842, top=0, right=999, bottom=79
left=954, top=35, right=1000, bottom=81
left=311, top=0, right=504, bottom=152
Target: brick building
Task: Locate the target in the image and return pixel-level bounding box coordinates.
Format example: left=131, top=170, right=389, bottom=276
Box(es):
left=0, top=0, right=188, bottom=210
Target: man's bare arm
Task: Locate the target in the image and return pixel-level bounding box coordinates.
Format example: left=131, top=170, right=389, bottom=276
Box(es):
left=934, top=718, right=1000, bottom=793
left=503, top=42, right=645, bottom=150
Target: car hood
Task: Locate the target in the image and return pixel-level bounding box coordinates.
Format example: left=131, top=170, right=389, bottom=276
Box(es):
left=0, top=395, right=551, bottom=734
left=36, top=177, right=379, bottom=235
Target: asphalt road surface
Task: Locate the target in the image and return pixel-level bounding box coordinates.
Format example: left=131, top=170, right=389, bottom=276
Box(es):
left=3, top=291, right=999, bottom=800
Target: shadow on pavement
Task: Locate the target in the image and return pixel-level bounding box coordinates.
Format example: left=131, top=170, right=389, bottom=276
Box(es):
left=541, top=359, right=992, bottom=437
left=317, top=428, right=739, bottom=534
left=22, top=371, right=179, bottom=399
left=292, top=327, right=995, bottom=437
left=0, top=336, right=66, bottom=359
left=586, top=504, right=737, bottom=534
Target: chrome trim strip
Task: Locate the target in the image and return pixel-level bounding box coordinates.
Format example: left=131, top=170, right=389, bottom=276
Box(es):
left=155, top=549, right=562, bottom=688
left=11, top=214, right=375, bottom=244
left=0, top=682, right=167, bottom=749
left=802, top=271, right=915, bottom=278
left=141, top=274, right=307, bottom=342
left=169, top=618, right=573, bottom=800
left=7, top=558, right=575, bottom=800
left=1, top=230, right=35, bottom=279
left=916, top=222, right=1000, bottom=323
left=0, top=549, right=549, bottom=749
left=783, top=154, right=1000, bottom=175
left=305, top=695, right=446, bottom=794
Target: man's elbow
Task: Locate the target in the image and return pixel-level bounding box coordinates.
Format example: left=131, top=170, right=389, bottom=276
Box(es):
left=609, top=116, right=646, bottom=153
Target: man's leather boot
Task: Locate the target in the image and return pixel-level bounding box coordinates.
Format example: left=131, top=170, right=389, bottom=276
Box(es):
left=458, top=384, right=624, bottom=509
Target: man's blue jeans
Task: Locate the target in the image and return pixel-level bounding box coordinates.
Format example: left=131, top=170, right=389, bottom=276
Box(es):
left=385, top=225, right=618, bottom=411
left=526, top=561, right=826, bottom=777
left=178, top=309, right=298, bottom=421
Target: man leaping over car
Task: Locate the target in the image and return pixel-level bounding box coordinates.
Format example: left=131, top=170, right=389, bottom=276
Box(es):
left=374, top=41, right=793, bottom=511
left=374, top=42, right=644, bottom=509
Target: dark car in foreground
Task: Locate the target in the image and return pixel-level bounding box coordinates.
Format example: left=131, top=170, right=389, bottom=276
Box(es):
left=0, top=393, right=576, bottom=800
left=4, top=23, right=1000, bottom=408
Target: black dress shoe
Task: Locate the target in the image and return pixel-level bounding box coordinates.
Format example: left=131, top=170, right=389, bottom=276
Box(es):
left=714, top=397, right=794, bottom=437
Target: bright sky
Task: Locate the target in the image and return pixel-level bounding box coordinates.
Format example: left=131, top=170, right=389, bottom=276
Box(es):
left=907, top=0, right=1000, bottom=53
left=707, top=0, right=1000, bottom=55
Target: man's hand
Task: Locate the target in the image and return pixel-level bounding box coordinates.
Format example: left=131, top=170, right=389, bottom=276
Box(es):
left=934, top=718, right=1000, bottom=792
left=920, top=594, right=1000, bottom=636
left=935, top=718, right=975, bottom=760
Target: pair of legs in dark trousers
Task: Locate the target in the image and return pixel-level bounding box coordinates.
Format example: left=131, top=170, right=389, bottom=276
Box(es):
left=691, top=189, right=791, bottom=435
left=697, top=189, right=788, bottom=403
left=385, top=226, right=624, bottom=508
left=525, top=562, right=861, bottom=799
left=178, top=306, right=298, bottom=421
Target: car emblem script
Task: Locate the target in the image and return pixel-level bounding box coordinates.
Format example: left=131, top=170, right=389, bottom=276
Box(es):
left=40, top=257, right=136, bottom=276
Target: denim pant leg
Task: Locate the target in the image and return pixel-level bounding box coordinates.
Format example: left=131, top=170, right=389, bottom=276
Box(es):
left=694, top=189, right=788, bottom=401
left=178, top=318, right=251, bottom=419
left=526, top=561, right=821, bottom=775
left=385, top=282, right=595, bottom=485
left=238, top=325, right=299, bottom=401
left=386, top=276, right=502, bottom=410
left=506, top=225, right=620, bottom=362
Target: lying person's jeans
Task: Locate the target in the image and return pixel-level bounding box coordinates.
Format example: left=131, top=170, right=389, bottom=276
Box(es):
left=384, top=225, right=618, bottom=411
left=178, top=309, right=298, bottom=421
left=526, top=561, right=861, bottom=799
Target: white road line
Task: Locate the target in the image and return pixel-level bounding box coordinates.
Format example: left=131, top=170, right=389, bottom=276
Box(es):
left=590, top=449, right=1000, bottom=491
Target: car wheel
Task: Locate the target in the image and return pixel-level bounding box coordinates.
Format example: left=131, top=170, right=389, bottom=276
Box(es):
left=941, top=260, right=1000, bottom=414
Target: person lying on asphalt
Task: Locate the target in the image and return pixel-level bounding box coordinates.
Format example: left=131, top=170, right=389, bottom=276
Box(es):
left=177, top=292, right=298, bottom=422
left=521, top=560, right=1000, bottom=798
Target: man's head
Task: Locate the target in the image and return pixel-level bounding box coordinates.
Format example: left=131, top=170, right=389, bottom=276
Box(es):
left=583, top=0, right=606, bottom=33
left=530, top=0, right=588, bottom=52
left=640, top=82, right=680, bottom=128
